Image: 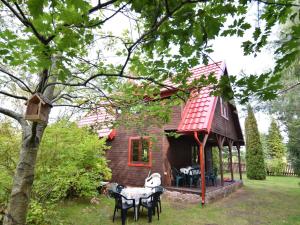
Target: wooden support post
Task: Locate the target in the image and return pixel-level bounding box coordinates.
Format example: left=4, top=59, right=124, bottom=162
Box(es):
left=227, top=139, right=234, bottom=181
left=236, top=144, right=242, bottom=180
left=194, top=132, right=208, bottom=206
left=216, top=134, right=225, bottom=186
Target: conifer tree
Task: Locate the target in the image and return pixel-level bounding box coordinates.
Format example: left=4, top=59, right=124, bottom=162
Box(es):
left=267, top=119, right=286, bottom=159
left=245, top=105, right=266, bottom=180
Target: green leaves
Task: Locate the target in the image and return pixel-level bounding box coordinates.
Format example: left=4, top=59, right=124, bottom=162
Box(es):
left=28, top=0, right=45, bottom=18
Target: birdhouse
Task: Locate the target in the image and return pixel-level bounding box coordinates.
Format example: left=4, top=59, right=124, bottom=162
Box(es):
left=25, top=93, right=52, bottom=123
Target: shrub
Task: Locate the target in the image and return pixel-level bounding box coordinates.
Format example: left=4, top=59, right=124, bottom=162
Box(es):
left=32, top=121, right=111, bottom=203
left=0, top=120, right=111, bottom=224
left=266, top=159, right=286, bottom=176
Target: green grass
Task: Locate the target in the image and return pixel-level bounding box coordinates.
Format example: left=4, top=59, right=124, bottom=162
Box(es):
left=56, top=176, right=300, bottom=225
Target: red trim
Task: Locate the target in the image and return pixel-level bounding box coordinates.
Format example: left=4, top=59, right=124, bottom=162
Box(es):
left=206, top=96, right=218, bottom=133
left=108, top=129, right=116, bottom=141
left=128, top=136, right=152, bottom=167
left=194, top=131, right=206, bottom=206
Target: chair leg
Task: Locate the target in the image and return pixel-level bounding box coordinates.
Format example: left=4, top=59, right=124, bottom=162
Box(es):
left=147, top=208, right=153, bottom=223
left=157, top=205, right=160, bottom=220
left=121, top=209, right=126, bottom=225
left=113, top=207, right=117, bottom=222
left=159, top=200, right=162, bottom=213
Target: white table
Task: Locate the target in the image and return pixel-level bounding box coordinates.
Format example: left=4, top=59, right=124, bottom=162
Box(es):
left=121, top=187, right=154, bottom=220
left=180, top=166, right=200, bottom=175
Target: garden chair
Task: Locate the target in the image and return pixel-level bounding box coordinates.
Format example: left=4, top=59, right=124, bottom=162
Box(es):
left=138, top=191, right=162, bottom=222
left=187, top=168, right=200, bottom=187
left=171, top=167, right=185, bottom=187
left=153, top=186, right=164, bottom=213
left=111, top=192, right=136, bottom=225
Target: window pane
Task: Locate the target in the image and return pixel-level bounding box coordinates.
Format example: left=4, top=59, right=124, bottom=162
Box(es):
left=132, top=140, right=139, bottom=161
left=141, top=139, right=149, bottom=162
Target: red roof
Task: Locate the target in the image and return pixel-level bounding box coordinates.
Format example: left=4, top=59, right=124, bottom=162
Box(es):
left=177, top=61, right=226, bottom=133
left=78, top=107, right=116, bottom=139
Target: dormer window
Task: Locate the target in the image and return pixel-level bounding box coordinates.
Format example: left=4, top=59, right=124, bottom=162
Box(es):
left=220, top=97, right=229, bottom=120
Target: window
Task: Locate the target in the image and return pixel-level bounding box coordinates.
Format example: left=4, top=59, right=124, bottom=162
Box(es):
left=220, top=98, right=229, bottom=119
left=128, top=137, right=152, bottom=167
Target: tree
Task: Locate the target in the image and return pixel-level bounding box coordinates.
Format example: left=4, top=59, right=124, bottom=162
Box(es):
left=269, top=31, right=300, bottom=175
left=0, top=1, right=298, bottom=224
left=287, top=119, right=300, bottom=175
left=245, top=105, right=266, bottom=180
left=267, top=119, right=285, bottom=160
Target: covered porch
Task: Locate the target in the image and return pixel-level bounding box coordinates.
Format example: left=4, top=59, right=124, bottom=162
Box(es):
left=165, top=131, right=244, bottom=204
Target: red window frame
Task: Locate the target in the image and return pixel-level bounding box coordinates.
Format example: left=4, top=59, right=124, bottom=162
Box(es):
left=220, top=97, right=229, bottom=120
left=128, top=136, right=152, bottom=167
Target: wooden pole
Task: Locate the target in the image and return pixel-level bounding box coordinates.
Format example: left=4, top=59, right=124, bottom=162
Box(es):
left=227, top=139, right=234, bottom=181
left=236, top=144, right=242, bottom=180
left=194, top=131, right=208, bottom=206
left=216, top=134, right=225, bottom=187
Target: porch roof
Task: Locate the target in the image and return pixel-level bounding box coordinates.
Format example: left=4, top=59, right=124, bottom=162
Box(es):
left=177, top=61, right=225, bottom=133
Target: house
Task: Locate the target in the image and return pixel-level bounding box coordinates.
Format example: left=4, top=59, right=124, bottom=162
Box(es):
left=79, top=61, right=244, bottom=204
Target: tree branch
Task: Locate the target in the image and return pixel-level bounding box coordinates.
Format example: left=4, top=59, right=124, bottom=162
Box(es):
left=0, top=107, right=28, bottom=128
left=0, top=67, right=33, bottom=94
left=86, top=1, right=131, bottom=28
left=0, top=91, right=28, bottom=101
left=89, top=0, right=118, bottom=14
left=0, top=0, right=54, bottom=45
left=279, top=81, right=300, bottom=94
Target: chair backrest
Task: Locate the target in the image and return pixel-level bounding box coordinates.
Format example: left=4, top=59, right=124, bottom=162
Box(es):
left=153, top=186, right=164, bottom=193
left=188, top=168, right=200, bottom=176
left=116, top=184, right=126, bottom=193
left=111, top=191, right=123, bottom=207
left=148, top=191, right=162, bottom=205
left=171, top=167, right=180, bottom=178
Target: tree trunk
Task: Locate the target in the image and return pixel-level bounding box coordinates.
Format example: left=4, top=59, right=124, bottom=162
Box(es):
left=3, top=123, right=46, bottom=225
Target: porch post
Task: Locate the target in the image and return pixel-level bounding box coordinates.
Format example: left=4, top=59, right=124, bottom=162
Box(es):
left=216, top=134, right=225, bottom=186
left=227, top=139, right=234, bottom=181
left=194, top=132, right=208, bottom=206
left=236, top=143, right=242, bottom=180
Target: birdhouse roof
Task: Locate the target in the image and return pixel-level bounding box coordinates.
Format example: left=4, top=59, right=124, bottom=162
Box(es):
left=27, top=93, right=52, bottom=106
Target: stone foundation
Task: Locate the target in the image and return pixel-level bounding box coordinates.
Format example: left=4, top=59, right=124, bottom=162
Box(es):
left=164, top=180, right=243, bottom=204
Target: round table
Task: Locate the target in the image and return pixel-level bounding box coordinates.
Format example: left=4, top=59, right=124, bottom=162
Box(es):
left=121, top=187, right=154, bottom=220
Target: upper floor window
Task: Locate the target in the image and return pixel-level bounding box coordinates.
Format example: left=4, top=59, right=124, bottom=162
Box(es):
left=128, top=137, right=152, bottom=167
left=220, top=98, right=229, bottom=120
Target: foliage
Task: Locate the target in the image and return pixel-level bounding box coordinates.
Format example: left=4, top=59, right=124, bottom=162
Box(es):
left=25, top=200, right=60, bottom=225
left=33, top=121, right=111, bottom=203
left=269, top=35, right=300, bottom=176
left=267, top=119, right=285, bottom=159
left=266, top=119, right=286, bottom=173
left=287, top=119, right=300, bottom=176
left=212, top=147, right=219, bottom=175
left=0, top=122, right=20, bottom=204
left=245, top=105, right=266, bottom=180
left=266, top=159, right=286, bottom=176
left=0, top=120, right=111, bottom=224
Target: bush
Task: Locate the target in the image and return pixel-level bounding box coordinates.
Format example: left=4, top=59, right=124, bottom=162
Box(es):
left=0, top=122, right=20, bottom=214
left=32, top=121, right=111, bottom=203
left=266, top=159, right=286, bottom=176
left=0, top=120, right=111, bottom=224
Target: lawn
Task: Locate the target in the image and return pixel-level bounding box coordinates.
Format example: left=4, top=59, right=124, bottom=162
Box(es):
left=56, top=176, right=300, bottom=225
